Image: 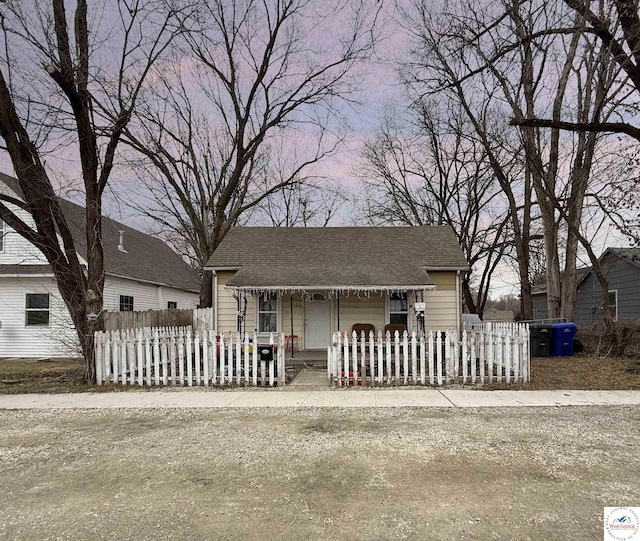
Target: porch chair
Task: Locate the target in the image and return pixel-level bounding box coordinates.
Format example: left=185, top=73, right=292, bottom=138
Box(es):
left=352, top=323, right=375, bottom=341
left=384, top=323, right=407, bottom=337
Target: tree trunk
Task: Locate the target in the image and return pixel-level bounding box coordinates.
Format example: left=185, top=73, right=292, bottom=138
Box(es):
left=200, top=269, right=214, bottom=308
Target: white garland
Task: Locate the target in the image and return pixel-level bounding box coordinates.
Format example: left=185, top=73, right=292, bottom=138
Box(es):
left=226, top=284, right=437, bottom=299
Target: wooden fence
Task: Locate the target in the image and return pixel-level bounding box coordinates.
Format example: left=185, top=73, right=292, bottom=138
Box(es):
left=94, top=327, right=286, bottom=387
left=103, top=307, right=214, bottom=334
left=328, top=323, right=530, bottom=386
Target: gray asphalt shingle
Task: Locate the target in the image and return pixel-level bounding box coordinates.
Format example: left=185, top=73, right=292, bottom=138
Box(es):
left=206, top=226, right=468, bottom=288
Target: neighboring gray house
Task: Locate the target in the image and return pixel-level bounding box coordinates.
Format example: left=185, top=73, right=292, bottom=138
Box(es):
left=532, top=248, right=640, bottom=325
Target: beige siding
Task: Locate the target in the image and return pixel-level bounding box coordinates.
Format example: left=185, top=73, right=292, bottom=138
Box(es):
left=423, top=272, right=459, bottom=331
left=336, top=294, right=386, bottom=335
left=429, top=272, right=456, bottom=289
left=213, top=272, right=461, bottom=344
left=216, top=271, right=239, bottom=333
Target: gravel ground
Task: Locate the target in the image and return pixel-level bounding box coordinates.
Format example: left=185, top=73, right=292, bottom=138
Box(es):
left=1, top=406, right=639, bottom=540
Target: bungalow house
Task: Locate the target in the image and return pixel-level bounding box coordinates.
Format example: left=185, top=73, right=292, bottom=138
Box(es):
left=204, top=226, right=469, bottom=351
left=531, top=248, right=640, bottom=325
left=0, top=172, right=200, bottom=358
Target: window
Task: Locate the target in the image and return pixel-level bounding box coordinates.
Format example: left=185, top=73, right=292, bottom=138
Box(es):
left=608, top=290, right=618, bottom=322
left=167, top=301, right=177, bottom=309
left=389, top=292, right=408, bottom=327
left=0, top=218, right=5, bottom=252
left=119, top=295, right=134, bottom=312
left=258, top=292, right=278, bottom=333
left=25, top=293, right=50, bottom=326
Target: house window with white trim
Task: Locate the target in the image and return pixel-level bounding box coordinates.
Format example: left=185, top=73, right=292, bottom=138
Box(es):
left=389, top=292, right=408, bottom=327
left=25, top=293, right=50, bottom=326
left=167, top=301, right=177, bottom=309
left=0, top=218, right=5, bottom=252
left=258, top=292, right=278, bottom=333
left=608, top=290, right=618, bottom=322
left=119, top=295, right=134, bottom=312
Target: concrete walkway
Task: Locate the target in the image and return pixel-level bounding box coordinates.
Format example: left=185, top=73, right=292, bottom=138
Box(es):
left=1, top=389, right=640, bottom=409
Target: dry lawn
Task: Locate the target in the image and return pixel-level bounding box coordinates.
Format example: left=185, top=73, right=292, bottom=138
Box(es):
left=1, top=406, right=639, bottom=540
left=0, top=358, right=90, bottom=394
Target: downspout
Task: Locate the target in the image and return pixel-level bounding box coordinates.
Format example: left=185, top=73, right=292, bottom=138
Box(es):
left=213, top=271, right=218, bottom=331
left=456, top=270, right=461, bottom=336
left=337, top=291, right=340, bottom=332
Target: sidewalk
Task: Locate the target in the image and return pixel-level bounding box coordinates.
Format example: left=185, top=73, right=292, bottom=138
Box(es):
left=1, top=389, right=640, bottom=409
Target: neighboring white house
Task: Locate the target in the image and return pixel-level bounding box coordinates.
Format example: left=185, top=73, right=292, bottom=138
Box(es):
left=0, top=172, right=200, bottom=358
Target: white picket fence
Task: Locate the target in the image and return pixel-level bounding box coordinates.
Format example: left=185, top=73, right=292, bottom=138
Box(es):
left=328, top=323, right=530, bottom=386
left=94, top=327, right=286, bottom=387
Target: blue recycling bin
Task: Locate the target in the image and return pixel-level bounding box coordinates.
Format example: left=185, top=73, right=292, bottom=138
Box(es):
left=551, top=323, right=577, bottom=356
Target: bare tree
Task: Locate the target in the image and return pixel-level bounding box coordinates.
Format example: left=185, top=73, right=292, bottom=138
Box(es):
left=402, top=0, right=538, bottom=319
left=251, top=181, right=347, bottom=227
left=404, top=0, right=622, bottom=323
left=0, top=0, right=185, bottom=381
left=513, top=0, right=640, bottom=141
left=358, top=103, right=514, bottom=318
left=123, top=0, right=381, bottom=306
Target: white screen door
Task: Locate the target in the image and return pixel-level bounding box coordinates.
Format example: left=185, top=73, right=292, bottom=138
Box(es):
left=304, top=294, right=331, bottom=349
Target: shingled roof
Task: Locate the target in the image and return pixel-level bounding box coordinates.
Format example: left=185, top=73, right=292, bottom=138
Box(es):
left=0, top=172, right=199, bottom=292
left=205, top=226, right=468, bottom=290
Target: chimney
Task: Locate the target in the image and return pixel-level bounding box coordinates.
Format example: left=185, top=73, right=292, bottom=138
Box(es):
left=118, top=230, right=128, bottom=253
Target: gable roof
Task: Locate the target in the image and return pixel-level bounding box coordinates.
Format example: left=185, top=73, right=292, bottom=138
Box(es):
left=0, top=172, right=199, bottom=292
left=531, top=267, right=590, bottom=295
left=606, top=247, right=640, bottom=268
left=531, top=247, right=640, bottom=296
left=205, top=226, right=468, bottom=290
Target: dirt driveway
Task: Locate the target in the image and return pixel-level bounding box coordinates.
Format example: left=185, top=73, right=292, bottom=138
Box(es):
left=1, top=406, right=638, bottom=541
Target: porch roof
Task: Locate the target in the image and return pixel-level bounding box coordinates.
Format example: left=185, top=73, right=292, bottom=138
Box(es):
left=224, top=263, right=436, bottom=293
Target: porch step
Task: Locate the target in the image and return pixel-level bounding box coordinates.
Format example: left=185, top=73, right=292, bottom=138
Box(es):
left=287, top=359, right=327, bottom=368
left=287, top=350, right=327, bottom=368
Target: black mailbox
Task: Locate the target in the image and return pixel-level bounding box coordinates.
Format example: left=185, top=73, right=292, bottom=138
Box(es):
left=259, top=345, right=274, bottom=362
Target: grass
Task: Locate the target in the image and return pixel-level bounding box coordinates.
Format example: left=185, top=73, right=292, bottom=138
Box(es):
left=525, top=353, right=640, bottom=390
left=0, top=358, right=94, bottom=394
left=1, top=353, right=640, bottom=394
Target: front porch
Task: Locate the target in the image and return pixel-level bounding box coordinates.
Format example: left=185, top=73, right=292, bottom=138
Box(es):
left=228, top=286, right=457, bottom=353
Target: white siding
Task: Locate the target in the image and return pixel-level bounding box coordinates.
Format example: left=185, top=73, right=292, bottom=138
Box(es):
left=0, top=277, right=78, bottom=357
left=0, top=188, right=51, bottom=265
left=103, top=276, right=199, bottom=311
left=158, top=286, right=200, bottom=310
left=0, top=275, right=200, bottom=358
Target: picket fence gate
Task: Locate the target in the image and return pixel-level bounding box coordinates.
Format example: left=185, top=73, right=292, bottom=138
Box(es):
left=328, top=323, right=530, bottom=386
left=94, top=327, right=286, bottom=387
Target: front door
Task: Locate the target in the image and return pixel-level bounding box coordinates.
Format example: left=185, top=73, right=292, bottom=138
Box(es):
left=304, top=294, right=331, bottom=349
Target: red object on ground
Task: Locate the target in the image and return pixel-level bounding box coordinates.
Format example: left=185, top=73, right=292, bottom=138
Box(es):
left=341, top=371, right=362, bottom=385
